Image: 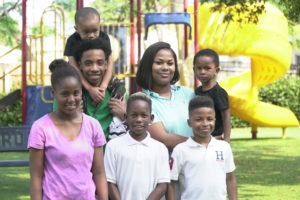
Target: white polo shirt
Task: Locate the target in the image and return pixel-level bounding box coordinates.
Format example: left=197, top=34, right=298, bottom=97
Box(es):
left=104, top=132, right=170, bottom=200
left=170, top=137, right=236, bottom=200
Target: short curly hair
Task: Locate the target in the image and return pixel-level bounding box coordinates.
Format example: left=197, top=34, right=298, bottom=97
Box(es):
left=73, top=38, right=112, bottom=63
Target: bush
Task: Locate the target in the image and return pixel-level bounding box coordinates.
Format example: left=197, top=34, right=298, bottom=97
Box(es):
left=0, top=93, right=22, bottom=126
left=231, top=115, right=250, bottom=128
left=259, top=75, right=300, bottom=120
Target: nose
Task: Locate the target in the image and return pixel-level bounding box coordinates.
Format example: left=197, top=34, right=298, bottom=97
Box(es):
left=90, top=63, right=100, bottom=72
left=161, top=62, right=169, bottom=70
left=87, top=32, right=95, bottom=39
left=67, top=94, right=75, bottom=102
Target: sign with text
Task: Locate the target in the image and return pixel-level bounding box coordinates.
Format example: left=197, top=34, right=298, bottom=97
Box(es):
left=0, top=126, right=31, bottom=151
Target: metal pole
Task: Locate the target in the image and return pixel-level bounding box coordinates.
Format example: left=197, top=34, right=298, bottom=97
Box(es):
left=76, top=0, right=84, bottom=10
left=22, top=0, right=27, bottom=125
left=183, top=0, right=188, bottom=59
left=137, top=0, right=141, bottom=62
left=194, top=0, right=199, bottom=88
left=129, top=0, right=135, bottom=94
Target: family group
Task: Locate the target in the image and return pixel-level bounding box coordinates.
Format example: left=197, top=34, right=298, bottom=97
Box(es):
left=28, top=7, right=237, bottom=200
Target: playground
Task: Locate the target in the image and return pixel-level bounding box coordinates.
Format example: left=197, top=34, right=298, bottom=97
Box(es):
left=0, top=0, right=299, bottom=199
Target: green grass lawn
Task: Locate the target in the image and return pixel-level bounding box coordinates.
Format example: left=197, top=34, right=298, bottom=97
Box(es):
left=0, top=127, right=299, bottom=200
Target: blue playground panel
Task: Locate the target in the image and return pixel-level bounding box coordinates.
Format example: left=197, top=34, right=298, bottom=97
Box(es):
left=26, top=85, right=53, bottom=126
left=101, top=25, right=128, bottom=74
left=144, top=12, right=192, bottom=40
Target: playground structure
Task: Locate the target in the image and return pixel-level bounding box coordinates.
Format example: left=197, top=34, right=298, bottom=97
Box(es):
left=0, top=0, right=299, bottom=163
left=184, top=2, right=299, bottom=138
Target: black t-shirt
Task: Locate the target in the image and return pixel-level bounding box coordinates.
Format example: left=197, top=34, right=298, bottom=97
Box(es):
left=64, top=30, right=111, bottom=56
left=195, top=83, right=229, bottom=136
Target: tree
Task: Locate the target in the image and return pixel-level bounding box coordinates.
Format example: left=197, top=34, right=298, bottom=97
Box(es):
left=0, top=0, right=21, bottom=47
left=199, top=0, right=300, bottom=24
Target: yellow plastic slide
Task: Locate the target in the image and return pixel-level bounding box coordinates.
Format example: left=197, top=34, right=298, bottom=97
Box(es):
left=186, top=3, right=299, bottom=127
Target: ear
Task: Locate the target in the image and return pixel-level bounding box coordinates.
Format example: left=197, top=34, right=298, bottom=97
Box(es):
left=216, top=67, right=220, bottom=73
left=124, top=113, right=127, bottom=121
left=187, top=119, right=192, bottom=127
left=74, top=25, right=78, bottom=31
left=150, top=114, right=154, bottom=123
left=78, top=61, right=82, bottom=70
left=51, top=87, right=55, bottom=98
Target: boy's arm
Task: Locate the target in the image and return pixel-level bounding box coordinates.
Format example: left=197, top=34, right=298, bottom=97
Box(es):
left=146, top=183, right=167, bottom=200
left=226, top=172, right=237, bottom=200
left=108, top=182, right=121, bottom=200
left=29, top=148, right=44, bottom=200
left=108, top=94, right=126, bottom=120
left=68, top=56, right=104, bottom=104
left=92, top=147, right=108, bottom=200
left=221, top=108, right=231, bottom=143
left=166, top=181, right=176, bottom=200
left=99, top=55, right=114, bottom=92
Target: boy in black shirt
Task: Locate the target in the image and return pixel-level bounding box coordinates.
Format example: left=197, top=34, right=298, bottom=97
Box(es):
left=64, top=7, right=113, bottom=105
left=193, top=48, right=231, bottom=142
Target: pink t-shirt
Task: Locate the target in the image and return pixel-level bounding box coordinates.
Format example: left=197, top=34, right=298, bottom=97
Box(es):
left=28, top=113, right=106, bottom=200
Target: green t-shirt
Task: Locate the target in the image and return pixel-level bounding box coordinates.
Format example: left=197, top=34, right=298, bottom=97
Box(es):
left=82, top=89, right=112, bottom=139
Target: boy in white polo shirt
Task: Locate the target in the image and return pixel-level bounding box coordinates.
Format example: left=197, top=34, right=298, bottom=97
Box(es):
left=169, top=96, right=237, bottom=200
left=104, top=92, right=170, bottom=200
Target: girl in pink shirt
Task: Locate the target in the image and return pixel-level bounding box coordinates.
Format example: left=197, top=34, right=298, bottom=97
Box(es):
left=28, top=59, right=108, bottom=200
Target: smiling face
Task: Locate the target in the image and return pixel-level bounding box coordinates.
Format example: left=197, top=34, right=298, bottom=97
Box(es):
left=125, top=99, right=154, bottom=141
left=75, top=15, right=100, bottom=40
left=53, top=77, right=82, bottom=116
left=79, top=49, right=107, bottom=87
left=151, top=49, right=175, bottom=89
left=188, top=107, right=215, bottom=140
left=193, top=55, right=219, bottom=86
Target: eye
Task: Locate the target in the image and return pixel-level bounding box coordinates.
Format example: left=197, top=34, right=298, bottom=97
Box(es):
left=97, top=60, right=105, bottom=65
left=167, top=62, right=174, bottom=66
left=74, top=90, right=81, bottom=96
left=142, top=114, right=149, bottom=118
left=154, top=61, right=162, bottom=65
left=84, top=60, right=92, bottom=66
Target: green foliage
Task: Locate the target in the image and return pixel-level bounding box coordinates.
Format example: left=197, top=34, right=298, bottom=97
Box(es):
left=0, top=95, right=22, bottom=126
left=200, top=0, right=266, bottom=24
left=0, top=1, right=21, bottom=47
left=92, top=0, right=169, bottom=23
left=0, top=16, right=20, bottom=47
left=259, top=75, right=300, bottom=120
left=231, top=115, right=250, bottom=128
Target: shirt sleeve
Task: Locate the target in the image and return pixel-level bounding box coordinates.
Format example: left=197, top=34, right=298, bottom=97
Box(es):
left=92, top=118, right=107, bottom=147
left=64, top=35, right=75, bottom=56
left=157, top=145, right=171, bottom=183
left=170, top=146, right=182, bottom=181
left=225, top=143, right=236, bottom=173
left=214, top=87, right=229, bottom=111
left=27, top=121, right=46, bottom=149
left=104, top=143, right=117, bottom=183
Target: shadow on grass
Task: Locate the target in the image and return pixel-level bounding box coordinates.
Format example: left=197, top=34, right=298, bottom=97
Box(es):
left=232, top=137, right=283, bottom=141
left=0, top=167, right=29, bottom=200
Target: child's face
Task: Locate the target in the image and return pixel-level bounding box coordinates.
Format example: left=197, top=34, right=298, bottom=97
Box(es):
left=193, top=56, right=219, bottom=85
left=126, top=100, right=154, bottom=141
left=75, top=16, right=100, bottom=40
left=151, top=49, right=175, bottom=88
left=188, top=107, right=215, bottom=139
left=52, top=77, right=82, bottom=116
left=79, top=49, right=107, bottom=87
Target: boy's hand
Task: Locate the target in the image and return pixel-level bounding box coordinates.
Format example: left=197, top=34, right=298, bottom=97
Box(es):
left=108, top=95, right=126, bottom=120
left=88, top=86, right=105, bottom=104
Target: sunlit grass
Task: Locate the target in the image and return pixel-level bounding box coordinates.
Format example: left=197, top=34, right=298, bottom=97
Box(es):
left=0, top=127, right=299, bottom=199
